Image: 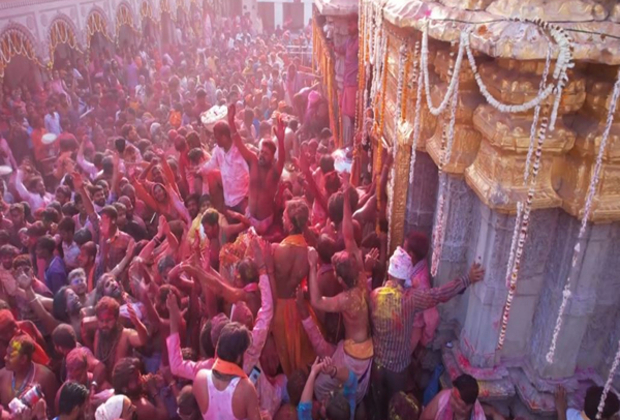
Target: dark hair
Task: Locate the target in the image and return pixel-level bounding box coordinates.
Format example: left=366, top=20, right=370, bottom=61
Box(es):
left=285, top=200, right=309, bottom=234
left=10, top=335, right=35, bottom=361
left=36, top=235, right=57, bottom=255
left=52, top=287, right=72, bottom=323
left=237, top=258, right=258, bottom=285
left=585, top=386, right=620, bottom=420
left=58, top=216, right=76, bottom=233
left=317, top=234, right=337, bottom=264
left=326, top=393, right=351, bottom=420
left=0, top=244, right=18, bottom=258
left=58, top=382, right=88, bottom=415
left=199, top=321, right=215, bottom=358
left=405, top=231, right=429, bottom=262
left=95, top=296, right=120, bottom=318
left=213, top=121, right=231, bottom=139
left=215, top=322, right=251, bottom=364
left=185, top=193, right=200, bottom=207
left=188, top=147, right=204, bottom=164
left=100, top=205, right=118, bottom=221
left=260, top=138, right=276, bottom=154
left=332, top=251, right=359, bottom=289
left=319, top=155, right=335, bottom=174
left=51, top=323, right=77, bottom=350
left=453, top=374, right=479, bottom=406
left=328, top=190, right=358, bottom=225
left=201, top=209, right=219, bottom=226
left=158, top=255, right=176, bottom=275
left=112, top=357, right=140, bottom=394
left=177, top=385, right=200, bottom=420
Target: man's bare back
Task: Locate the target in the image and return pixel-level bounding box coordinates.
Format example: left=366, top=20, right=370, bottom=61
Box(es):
left=248, top=165, right=279, bottom=220
left=273, top=244, right=309, bottom=299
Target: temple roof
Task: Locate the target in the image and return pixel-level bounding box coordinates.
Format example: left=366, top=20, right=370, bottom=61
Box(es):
left=374, top=0, right=620, bottom=65
left=315, top=0, right=359, bottom=16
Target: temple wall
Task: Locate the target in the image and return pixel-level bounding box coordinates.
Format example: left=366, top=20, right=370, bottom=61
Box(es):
left=375, top=14, right=620, bottom=410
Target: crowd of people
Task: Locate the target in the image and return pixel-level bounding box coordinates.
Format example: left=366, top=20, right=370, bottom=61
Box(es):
left=0, top=8, right=617, bottom=420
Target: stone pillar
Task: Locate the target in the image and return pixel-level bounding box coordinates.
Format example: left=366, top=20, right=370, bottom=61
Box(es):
left=529, top=214, right=615, bottom=379
left=455, top=58, right=585, bottom=366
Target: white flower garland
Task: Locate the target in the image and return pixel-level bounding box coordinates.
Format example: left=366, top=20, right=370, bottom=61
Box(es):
left=408, top=40, right=423, bottom=185
left=503, top=34, right=551, bottom=290
left=421, top=24, right=467, bottom=117
left=497, top=117, right=549, bottom=350
left=430, top=73, right=460, bottom=277
left=546, top=67, right=620, bottom=364
left=597, top=340, right=620, bottom=420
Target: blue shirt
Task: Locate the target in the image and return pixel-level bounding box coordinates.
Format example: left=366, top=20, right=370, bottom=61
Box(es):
left=297, top=371, right=358, bottom=420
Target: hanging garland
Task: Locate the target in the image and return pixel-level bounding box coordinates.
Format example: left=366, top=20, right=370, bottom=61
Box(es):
left=430, top=66, right=460, bottom=277
left=0, top=29, right=43, bottom=77
left=387, top=44, right=409, bottom=248
left=375, top=33, right=389, bottom=233
left=498, top=36, right=552, bottom=349
left=408, top=39, right=423, bottom=185
left=497, top=117, right=549, bottom=349
left=597, top=340, right=620, bottom=420
left=546, top=67, right=620, bottom=363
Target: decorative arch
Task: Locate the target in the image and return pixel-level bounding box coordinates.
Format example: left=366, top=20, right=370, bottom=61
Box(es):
left=0, top=22, right=43, bottom=77
left=85, top=7, right=113, bottom=49
left=47, top=14, right=81, bottom=66
left=116, top=1, right=139, bottom=38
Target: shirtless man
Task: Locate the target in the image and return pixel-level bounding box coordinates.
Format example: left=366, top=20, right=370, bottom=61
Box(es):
left=304, top=180, right=373, bottom=403
left=271, top=199, right=315, bottom=376
left=228, top=104, right=285, bottom=235
left=91, top=296, right=148, bottom=376
left=0, top=335, right=58, bottom=416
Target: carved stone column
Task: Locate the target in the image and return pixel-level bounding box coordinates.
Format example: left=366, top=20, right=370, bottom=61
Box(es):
left=465, top=58, right=585, bottom=214
left=558, top=64, right=620, bottom=223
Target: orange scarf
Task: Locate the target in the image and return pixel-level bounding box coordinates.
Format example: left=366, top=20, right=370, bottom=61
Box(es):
left=212, top=358, right=247, bottom=379
left=281, top=234, right=307, bottom=247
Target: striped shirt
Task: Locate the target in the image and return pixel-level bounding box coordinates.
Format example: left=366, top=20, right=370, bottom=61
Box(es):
left=370, top=275, right=470, bottom=372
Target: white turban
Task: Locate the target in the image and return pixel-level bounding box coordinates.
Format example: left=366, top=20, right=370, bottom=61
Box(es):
left=388, top=246, right=413, bottom=281
left=95, top=394, right=125, bottom=420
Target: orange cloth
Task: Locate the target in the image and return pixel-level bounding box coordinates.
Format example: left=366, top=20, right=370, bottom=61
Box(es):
left=272, top=298, right=317, bottom=376
left=212, top=358, right=247, bottom=379
left=281, top=234, right=307, bottom=247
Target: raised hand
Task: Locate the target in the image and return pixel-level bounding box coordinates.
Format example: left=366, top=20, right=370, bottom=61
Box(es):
left=228, top=103, right=237, bottom=131
left=72, top=171, right=84, bottom=190
left=308, top=247, right=318, bottom=266
left=274, top=115, right=286, bottom=142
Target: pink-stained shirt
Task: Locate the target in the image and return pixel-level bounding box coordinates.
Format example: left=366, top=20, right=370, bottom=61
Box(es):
left=167, top=273, right=281, bottom=414
left=199, top=144, right=249, bottom=207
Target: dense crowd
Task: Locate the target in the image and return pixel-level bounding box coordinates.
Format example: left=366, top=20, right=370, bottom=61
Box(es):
left=0, top=9, right=616, bottom=420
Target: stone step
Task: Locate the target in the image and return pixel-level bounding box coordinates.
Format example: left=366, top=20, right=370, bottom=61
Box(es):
left=441, top=344, right=516, bottom=402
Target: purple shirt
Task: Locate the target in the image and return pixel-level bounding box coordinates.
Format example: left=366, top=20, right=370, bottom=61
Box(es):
left=45, top=256, right=67, bottom=295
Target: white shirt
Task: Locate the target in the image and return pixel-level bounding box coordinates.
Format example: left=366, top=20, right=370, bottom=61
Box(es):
left=200, top=144, right=249, bottom=207
left=15, top=170, right=53, bottom=211
left=44, top=112, right=61, bottom=135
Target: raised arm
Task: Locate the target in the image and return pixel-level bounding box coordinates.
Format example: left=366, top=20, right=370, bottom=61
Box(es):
left=274, top=116, right=286, bottom=176
left=298, top=287, right=336, bottom=357
left=307, top=247, right=345, bottom=313
left=228, top=104, right=256, bottom=165
left=406, top=263, right=484, bottom=312
left=342, top=179, right=358, bottom=256
left=243, top=240, right=274, bottom=373
left=126, top=301, right=149, bottom=348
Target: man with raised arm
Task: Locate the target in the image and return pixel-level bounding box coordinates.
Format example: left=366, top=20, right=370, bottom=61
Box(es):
left=227, top=104, right=285, bottom=235
left=303, top=180, right=373, bottom=404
